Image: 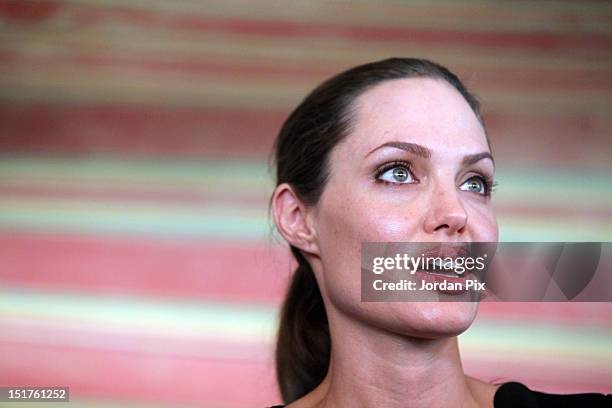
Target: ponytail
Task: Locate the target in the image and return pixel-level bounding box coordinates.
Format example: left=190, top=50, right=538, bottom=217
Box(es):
left=275, top=246, right=330, bottom=403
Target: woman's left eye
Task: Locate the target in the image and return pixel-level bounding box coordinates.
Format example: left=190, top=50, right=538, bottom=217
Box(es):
left=460, top=176, right=487, bottom=195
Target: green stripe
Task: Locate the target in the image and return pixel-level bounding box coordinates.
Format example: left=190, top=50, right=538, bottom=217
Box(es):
left=499, top=215, right=612, bottom=241
left=0, top=155, right=274, bottom=193
left=462, top=319, right=612, bottom=363
left=494, top=168, right=612, bottom=206
left=0, top=289, right=277, bottom=343
left=0, top=198, right=272, bottom=240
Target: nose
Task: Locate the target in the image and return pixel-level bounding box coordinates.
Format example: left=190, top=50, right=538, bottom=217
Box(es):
left=423, top=188, right=468, bottom=236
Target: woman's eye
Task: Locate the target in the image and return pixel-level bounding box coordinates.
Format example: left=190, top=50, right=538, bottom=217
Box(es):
left=378, top=166, right=415, bottom=184
left=460, top=177, right=487, bottom=195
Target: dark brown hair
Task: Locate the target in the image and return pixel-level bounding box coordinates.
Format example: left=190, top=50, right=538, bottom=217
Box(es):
left=271, top=57, right=484, bottom=404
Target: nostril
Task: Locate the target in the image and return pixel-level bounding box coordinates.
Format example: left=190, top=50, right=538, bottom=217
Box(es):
left=434, top=224, right=450, bottom=231
left=433, top=221, right=466, bottom=234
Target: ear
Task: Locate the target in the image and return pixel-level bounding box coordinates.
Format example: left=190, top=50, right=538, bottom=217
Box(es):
left=271, top=183, right=320, bottom=256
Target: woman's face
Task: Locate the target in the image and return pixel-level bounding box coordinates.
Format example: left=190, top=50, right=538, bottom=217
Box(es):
left=310, top=77, right=498, bottom=338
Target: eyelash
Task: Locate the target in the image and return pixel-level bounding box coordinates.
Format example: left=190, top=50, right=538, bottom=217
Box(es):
left=374, top=160, right=498, bottom=196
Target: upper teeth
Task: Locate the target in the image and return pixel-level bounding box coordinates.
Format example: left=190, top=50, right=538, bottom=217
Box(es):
left=426, top=258, right=452, bottom=270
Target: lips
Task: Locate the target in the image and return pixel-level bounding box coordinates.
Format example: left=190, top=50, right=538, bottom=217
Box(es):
left=419, top=243, right=472, bottom=259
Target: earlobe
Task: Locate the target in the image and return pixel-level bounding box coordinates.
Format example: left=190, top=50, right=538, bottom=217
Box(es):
left=272, top=183, right=319, bottom=255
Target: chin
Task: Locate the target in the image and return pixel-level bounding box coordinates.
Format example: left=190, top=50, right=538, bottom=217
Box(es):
left=388, top=301, right=479, bottom=339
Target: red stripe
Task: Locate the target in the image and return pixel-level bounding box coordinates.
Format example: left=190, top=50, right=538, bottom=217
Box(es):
left=0, top=104, right=285, bottom=157
left=0, top=232, right=293, bottom=304
left=1, top=105, right=611, bottom=164
left=485, top=112, right=612, bottom=168
left=0, top=0, right=60, bottom=22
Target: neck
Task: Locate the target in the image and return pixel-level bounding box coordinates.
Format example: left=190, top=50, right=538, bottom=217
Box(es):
left=308, top=307, right=482, bottom=408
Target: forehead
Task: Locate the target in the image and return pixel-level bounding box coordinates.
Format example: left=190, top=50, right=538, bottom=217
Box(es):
left=345, top=77, right=488, bottom=155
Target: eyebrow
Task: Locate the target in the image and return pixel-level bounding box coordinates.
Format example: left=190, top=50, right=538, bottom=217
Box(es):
left=463, top=152, right=494, bottom=166
left=365, top=141, right=494, bottom=166
left=366, top=141, right=432, bottom=158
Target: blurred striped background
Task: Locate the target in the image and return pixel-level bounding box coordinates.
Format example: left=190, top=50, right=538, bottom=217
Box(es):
left=0, top=0, right=611, bottom=407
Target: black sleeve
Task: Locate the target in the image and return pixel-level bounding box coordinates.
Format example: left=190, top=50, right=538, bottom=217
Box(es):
left=494, top=381, right=612, bottom=408
left=534, top=390, right=612, bottom=408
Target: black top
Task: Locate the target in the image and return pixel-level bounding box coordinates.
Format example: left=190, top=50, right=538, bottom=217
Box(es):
left=268, top=381, right=612, bottom=407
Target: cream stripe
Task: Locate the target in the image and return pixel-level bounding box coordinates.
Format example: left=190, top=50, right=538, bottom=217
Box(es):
left=49, top=0, right=612, bottom=34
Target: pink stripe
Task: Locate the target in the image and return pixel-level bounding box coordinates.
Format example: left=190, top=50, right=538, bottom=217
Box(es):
left=0, top=340, right=279, bottom=405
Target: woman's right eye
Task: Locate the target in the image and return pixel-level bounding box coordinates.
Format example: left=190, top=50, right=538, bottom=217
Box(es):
left=377, top=165, right=416, bottom=185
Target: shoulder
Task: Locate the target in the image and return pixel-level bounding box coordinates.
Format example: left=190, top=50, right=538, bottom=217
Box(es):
left=494, top=381, right=612, bottom=408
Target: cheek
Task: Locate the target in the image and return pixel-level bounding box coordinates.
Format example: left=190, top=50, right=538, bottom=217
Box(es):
left=315, top=189, right=424, bottom=310
left=466, top=201, right=499, bottom=242
left=320, top=190, right=423, bottom=258
left=367, top=208, right=423, bottom=240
